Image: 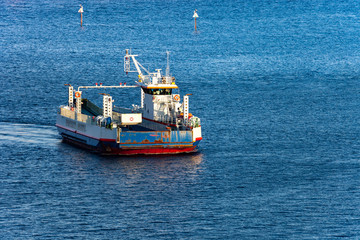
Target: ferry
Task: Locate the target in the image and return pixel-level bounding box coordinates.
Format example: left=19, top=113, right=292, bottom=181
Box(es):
left=56, top=50, right=202, bottom=155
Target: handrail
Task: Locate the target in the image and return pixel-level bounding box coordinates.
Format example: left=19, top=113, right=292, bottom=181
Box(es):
left=60, top=107, right=75, bottom=120
left=77, top=85, right=137, bottom=91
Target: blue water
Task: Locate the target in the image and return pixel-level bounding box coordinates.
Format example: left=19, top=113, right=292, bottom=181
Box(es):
left=1, top=0, right=360, bottom=238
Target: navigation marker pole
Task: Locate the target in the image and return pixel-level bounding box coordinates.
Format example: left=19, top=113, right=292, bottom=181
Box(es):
left=193, top=9, right=198, bottom=31
left=78, top=5, right=84, bottom=27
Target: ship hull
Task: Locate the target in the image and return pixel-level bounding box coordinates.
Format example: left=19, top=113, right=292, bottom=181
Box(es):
left=56, top=115, right=201, bottom=155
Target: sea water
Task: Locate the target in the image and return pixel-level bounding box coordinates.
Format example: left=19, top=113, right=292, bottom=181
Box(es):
left=1, top=0, right=360, bottom=238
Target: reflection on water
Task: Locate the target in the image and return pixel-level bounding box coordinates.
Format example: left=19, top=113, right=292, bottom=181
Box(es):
left=101, top=152, right=204, bottom=176
left=61, top=145, right=205, bottom=184
left=0, top=122, right=60, bottom=146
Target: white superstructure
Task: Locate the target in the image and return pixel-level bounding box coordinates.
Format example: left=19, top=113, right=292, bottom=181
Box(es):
left=124, top=49, right=201, bottom=130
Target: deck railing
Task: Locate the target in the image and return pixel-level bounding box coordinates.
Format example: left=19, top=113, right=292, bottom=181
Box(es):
left=60, top=107, right=75, bottom=120
left=77, top=113, right=94, bottom=124
left=60, top=107, right=96, bottom=125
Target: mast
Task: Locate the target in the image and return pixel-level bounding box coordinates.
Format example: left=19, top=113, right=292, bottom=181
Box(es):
left=166, top=51, right=170, bottom=77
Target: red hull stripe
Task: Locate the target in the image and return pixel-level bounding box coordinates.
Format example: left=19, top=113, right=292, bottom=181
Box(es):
left=56, top=124, right=115, bottom=142
left=106, top=147, right=197, bottom=155
left=99, top=138, right=116, bottom=142
left=195, top=137, right=203, bottom=141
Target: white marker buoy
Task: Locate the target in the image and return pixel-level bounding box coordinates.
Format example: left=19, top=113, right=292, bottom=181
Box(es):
left=193, top=9, right=198, bottom=31
left=78, top=5, right=84, bottom=26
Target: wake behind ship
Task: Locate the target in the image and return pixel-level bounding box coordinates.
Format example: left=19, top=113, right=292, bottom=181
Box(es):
left=56, top=50, right=202, bottom=155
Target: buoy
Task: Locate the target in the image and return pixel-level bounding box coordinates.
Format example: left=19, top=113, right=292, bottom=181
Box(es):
left=78, top=5, right=84, bottom=27
left=75, top=91, right=81, bottom=98
left=193, top=9, right=198, bottom=31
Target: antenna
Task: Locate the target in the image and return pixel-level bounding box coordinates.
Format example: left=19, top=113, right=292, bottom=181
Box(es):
left=166, top=51, right=170, bottom=77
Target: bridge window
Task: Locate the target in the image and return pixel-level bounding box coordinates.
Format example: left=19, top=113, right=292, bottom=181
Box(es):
left=143, top=88, right=172, bottom=95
